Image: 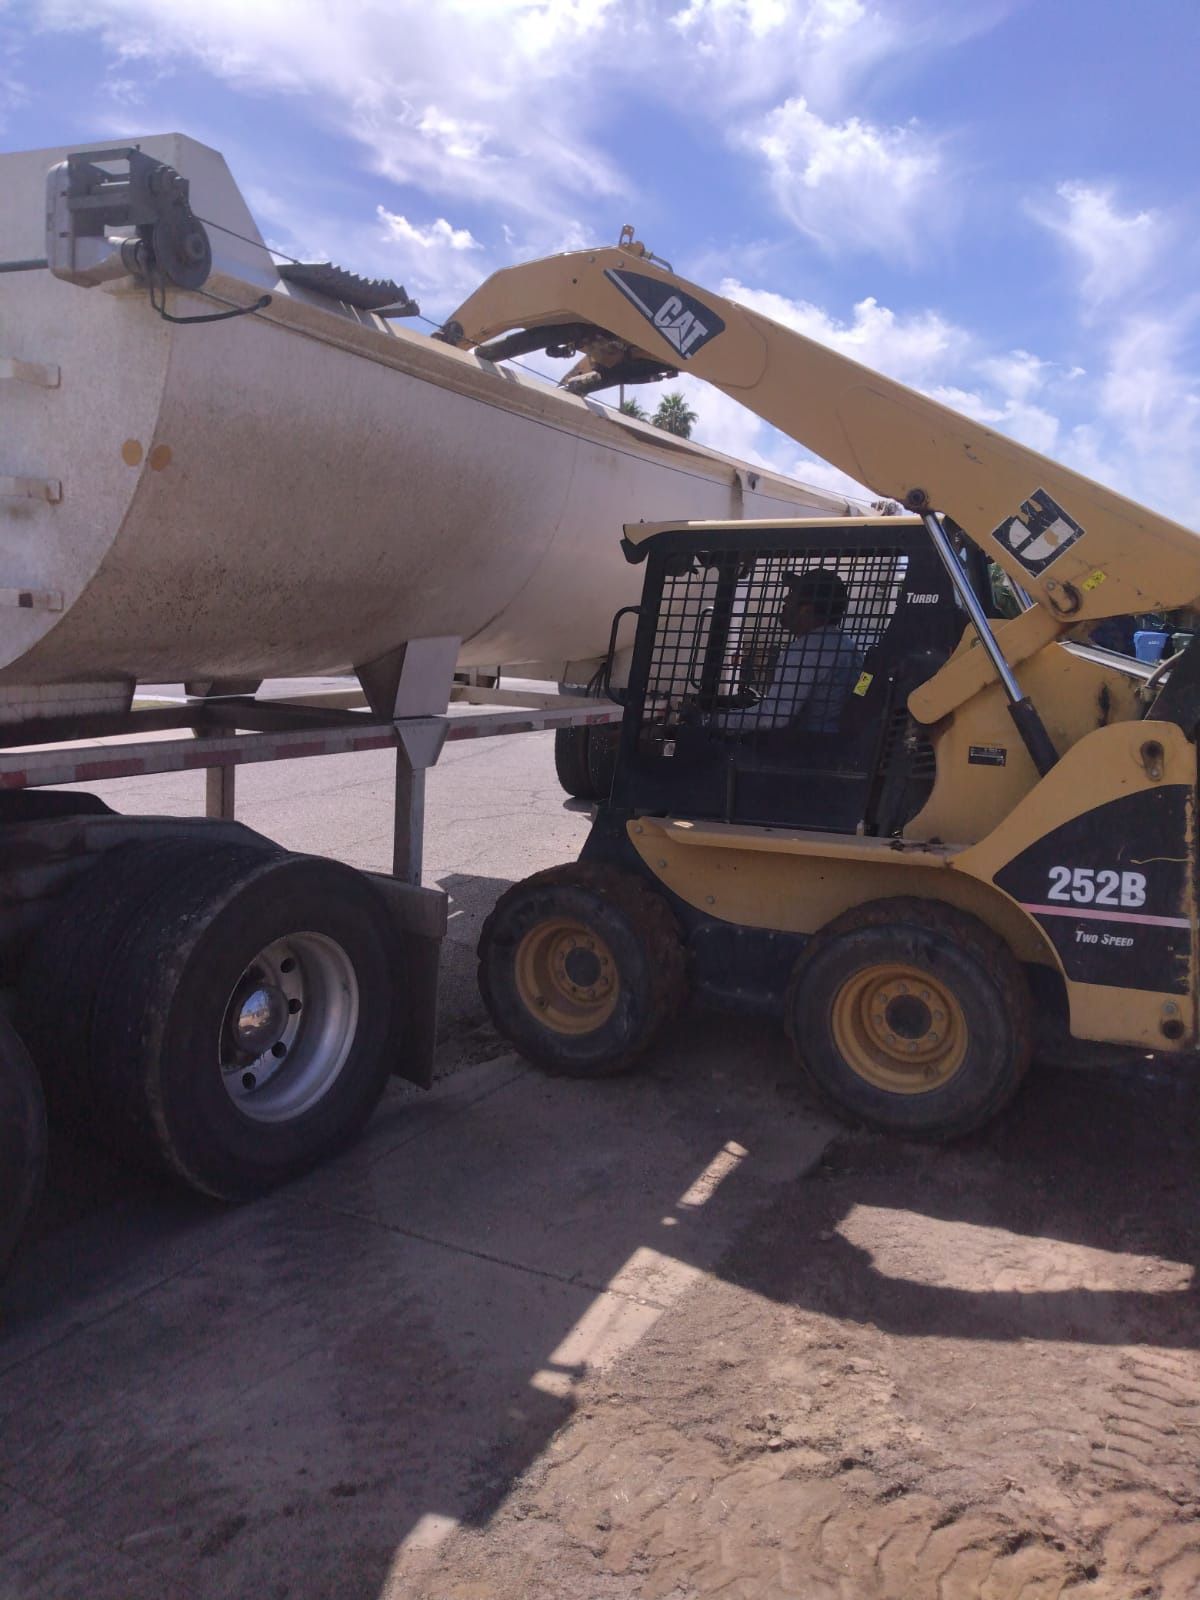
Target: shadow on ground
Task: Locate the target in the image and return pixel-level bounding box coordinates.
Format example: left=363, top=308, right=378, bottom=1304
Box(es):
left=3, top=982, right=1198, bottom=1599
left=736, top=1050, right=1200, bottom=1350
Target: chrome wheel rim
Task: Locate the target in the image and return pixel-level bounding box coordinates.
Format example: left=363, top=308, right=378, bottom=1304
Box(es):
left=219, top=932, right=359, bottom=1123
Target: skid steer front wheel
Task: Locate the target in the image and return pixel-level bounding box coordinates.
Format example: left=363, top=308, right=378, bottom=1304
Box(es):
left=478, top=864, right=686, bottom=1076
left=786, top=898, right=1031, bottom=1139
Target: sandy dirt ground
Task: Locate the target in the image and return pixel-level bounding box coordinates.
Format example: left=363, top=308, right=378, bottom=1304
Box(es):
left=403, top=1054, right=1200, bottom=1600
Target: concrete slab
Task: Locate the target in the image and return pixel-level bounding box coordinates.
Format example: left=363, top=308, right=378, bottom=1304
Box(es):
left=296, top=1016, right=830, bottom=1301
left=1, top=1023, right=834, bottom=1600
left=4, top=716, right=839, bottom=1598
left=1, top=1484, right=194, bottom=1600
left=1, top=1057, right=525, bottom=1375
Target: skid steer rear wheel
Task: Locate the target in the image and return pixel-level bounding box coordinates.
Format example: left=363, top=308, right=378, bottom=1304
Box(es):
left=478, top=863, right=686, bottom=1077
left=554, top=726, right=595, bottom=801
left=786, top=897, right=1031, bottom=1139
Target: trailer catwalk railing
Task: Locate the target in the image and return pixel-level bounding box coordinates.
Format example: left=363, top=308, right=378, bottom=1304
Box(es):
left=0, top=699, right=623, bottom=883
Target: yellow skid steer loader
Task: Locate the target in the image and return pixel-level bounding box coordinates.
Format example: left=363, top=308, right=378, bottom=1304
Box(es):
left=442, top=238, right=1200, bottom=1136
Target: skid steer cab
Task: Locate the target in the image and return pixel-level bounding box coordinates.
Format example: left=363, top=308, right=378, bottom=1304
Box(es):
left=479, top=515, right=1200, bottom=1139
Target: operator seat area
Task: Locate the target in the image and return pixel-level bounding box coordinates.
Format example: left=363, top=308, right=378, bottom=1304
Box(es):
left=612, top=524, right=972, bottom=835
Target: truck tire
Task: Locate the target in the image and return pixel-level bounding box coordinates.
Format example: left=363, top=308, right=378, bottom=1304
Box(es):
left=19, top=837, right=276, bottom=1124
left=554, top=726, right=595, bottom=800
left=0, top=1015, right=46, bottom=1276
left=478, top=862, right=686, bottom=1077
left=83, top=852, right=405, bottom=1199
left=785, top=897, right=1031, bottom=1139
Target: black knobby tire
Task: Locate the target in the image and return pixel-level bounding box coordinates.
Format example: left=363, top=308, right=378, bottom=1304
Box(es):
left=478, top=862, right=686, bottom=1077
left=18, top=837, right=276, bottom=1125
left=585, top=724, right=621, bottom=804
left=554, top=726, right=596, bottom=801
left=85, top=852, right=405, bottom=1199
left=786, top=897, right=1031, bottom=1139
left=0, top=1015, right=46, bottom=1277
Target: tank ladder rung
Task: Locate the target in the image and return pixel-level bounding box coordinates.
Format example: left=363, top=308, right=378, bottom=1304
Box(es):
left=0, top=476, right=62, bottom=503
left=0, top=357, right=60, bottom=388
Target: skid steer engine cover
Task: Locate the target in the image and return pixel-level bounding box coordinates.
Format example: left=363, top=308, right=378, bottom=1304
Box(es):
left=994, top=786, right=1192, bottom=996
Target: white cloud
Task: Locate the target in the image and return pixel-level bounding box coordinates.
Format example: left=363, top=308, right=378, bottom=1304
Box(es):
left=34, top=0, right=629, bottom=222
left=975, top=349, right=1048, bottom=404
left=1084, top=313, right=1200, bottom=513
left=669, top=0, right=890, bottom=111
left=377, top=209, right=480, bottom=254
left=30, top=0, right=988, bottom=250
left=371, top=207, right=484, bottom=302
left=741, top=96, right=943, bottom=259
left=1033, top=181, right=1170, bottom=308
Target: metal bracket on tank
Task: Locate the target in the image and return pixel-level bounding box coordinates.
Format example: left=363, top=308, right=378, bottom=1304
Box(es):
left=45, top=147, right=213, bottom=291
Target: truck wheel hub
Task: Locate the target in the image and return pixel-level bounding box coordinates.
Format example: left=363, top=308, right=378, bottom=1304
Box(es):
left=232, top=982, right=289, bottom=1054
left=219, top=933, right=359, bottom=1121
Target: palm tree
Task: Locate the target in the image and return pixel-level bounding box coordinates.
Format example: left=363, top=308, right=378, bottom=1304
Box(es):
left=652, top=391, right=698, bottom=438
left=619, top=397, right=647, bottom=419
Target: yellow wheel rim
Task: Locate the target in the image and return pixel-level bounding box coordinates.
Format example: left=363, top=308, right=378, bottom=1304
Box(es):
left=830, top=962, right=966, bottom=1094
left=514, top=918, right=620, bottom=1036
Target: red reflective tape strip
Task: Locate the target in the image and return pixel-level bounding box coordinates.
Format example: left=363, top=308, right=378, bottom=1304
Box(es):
left=182, top=749, right=234, bottom=769
left=1021, top=901, right=1191, bottom=930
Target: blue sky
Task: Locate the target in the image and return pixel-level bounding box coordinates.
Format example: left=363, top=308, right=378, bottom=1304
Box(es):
left=4, top=0, right=1198, bottom=517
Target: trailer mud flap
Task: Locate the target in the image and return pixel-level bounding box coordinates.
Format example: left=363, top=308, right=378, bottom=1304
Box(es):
left=993, top=785, right=1193, bottom=994
left=365, top=874, right=447, bottom=1088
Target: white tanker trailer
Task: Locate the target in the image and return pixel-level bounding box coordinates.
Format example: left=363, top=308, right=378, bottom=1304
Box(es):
left=0, top=135, right=849, bottom=724
left=0, top=137, right=854, bottom=1272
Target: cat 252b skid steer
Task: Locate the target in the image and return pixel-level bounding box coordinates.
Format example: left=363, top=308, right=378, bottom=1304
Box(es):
left=443, top=238, right=1200, bottom=1137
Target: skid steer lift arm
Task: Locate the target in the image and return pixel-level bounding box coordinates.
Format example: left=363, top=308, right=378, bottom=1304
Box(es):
left=443, top=241, right=1200, bottom=629
left=443, top=241, right=1200, bottom=774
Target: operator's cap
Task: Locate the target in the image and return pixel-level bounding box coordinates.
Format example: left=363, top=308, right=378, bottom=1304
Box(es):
left=781, top=567, right=848, bottom=621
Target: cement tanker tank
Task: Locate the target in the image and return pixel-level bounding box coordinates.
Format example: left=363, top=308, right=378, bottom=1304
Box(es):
left=0, top=136, right=854, bottom=726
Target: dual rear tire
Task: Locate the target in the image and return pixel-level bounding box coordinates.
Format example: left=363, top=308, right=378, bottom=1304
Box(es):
left=18, top=840, right=404, bottom=1200
left=553, top=724, right=620, bottom=803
